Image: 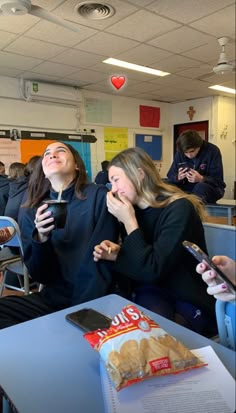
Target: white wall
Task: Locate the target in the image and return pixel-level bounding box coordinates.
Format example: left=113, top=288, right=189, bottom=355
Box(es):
left=0, top=76, right=235, bottom=197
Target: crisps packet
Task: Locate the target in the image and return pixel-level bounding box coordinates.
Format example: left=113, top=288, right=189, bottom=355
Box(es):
left=84, top=305, right=206, bottom=391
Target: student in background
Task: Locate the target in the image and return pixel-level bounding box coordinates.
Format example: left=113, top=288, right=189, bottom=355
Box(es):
left=0, top=161, right=9, bottom=215
left=95, top=160, right=109, bottom=185
left=196, top=256, right=236, bottom=302
left=93, top=147, right=217, bottom=337
left=0, top=142, right=119, bottom=330
left=5, top=156, right=40, bottom=221
left=166, top=130, right=225, bottom=204
left=8, top=162, right=25, bottom=180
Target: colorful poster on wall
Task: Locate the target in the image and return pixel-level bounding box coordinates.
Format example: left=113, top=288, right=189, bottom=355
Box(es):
left=104, top=127, right=128, bottom=160
left=135, top=134, right=162, bottom=160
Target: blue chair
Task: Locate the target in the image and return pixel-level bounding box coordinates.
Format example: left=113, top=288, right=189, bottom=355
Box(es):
left=215, top=300, right=236, bottom=351
left=0, top=216, right=30, bottom=295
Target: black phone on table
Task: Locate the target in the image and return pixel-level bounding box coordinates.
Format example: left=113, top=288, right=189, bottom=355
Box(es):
left=182, top=240, right=236, bottom=294
left=65, top=308, right=112, bottom=332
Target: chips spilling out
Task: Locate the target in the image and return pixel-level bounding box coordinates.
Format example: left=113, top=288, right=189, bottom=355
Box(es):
left=84, top=305, right=206, bottom=391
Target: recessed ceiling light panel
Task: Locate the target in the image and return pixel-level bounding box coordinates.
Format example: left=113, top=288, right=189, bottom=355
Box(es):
left=75, top=2, right=115, bottom=20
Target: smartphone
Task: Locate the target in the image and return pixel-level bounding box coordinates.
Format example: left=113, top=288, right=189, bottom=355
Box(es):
left=178, top=162, right=190, bottom=171
left=65, top=308, right=112, bottom=332
left=183, top=240, right=236, bottom=294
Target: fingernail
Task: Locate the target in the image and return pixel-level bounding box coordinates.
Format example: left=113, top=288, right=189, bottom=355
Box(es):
left=221, top=284, right=228, bottom=290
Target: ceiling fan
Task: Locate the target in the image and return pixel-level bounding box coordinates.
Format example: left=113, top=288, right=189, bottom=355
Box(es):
left=0, top=0, right=80, bottom=32
left=198, top=37, right=235, bottom=81
left=213, top=37, right=234, bottom=74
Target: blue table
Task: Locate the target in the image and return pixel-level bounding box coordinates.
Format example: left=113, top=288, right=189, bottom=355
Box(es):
left=0, top=294, right=235, bottom=413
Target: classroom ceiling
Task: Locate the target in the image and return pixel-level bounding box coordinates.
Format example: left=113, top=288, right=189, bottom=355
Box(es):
left=0, top=0, right=235, bottom=103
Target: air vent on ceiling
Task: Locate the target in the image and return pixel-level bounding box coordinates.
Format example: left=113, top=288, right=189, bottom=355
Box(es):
left=76, top=2, right=115, bottom=20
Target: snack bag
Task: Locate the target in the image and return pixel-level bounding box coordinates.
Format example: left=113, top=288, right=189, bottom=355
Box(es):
left=84, top=305, right=206, bottom=391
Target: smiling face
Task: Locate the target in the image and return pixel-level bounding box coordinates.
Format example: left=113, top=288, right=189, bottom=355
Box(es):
left=109, top=165, right=139, bottom=204
left=42, top=142, right=78, bottom=182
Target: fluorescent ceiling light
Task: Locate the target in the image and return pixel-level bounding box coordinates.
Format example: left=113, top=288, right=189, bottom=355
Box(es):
left=103, top=58, right=170, bottom=77
left=209, top=85, right=236, bottom=94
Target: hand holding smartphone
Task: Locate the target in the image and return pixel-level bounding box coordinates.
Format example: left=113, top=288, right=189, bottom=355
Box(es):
left=66, top=308, right=112, bottom=332
left=178, top=162, right=191, bottom=171
left=183, top=240, right=236, bottom=295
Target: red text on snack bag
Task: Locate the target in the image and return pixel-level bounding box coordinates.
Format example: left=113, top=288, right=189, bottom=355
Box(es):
left=150, top=357, right=171, bottom=373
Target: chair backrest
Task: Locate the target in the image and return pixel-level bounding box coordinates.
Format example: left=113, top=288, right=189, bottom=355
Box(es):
left=0, top=215, right=23, bottom=254
left=0, top=215, right=29, bottom=294
left=203, top=222, right=236, bottom=260
left=215, top=300, right=236, bottom=351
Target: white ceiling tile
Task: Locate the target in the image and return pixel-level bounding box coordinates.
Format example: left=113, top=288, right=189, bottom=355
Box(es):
left=183, top=41, right=235, bottom=64
left=148, top=27, right=214, bottom=53
left=0, top=15, right=38, bottom=34
left=35, top=0, right=67, bottom=8
left=148, top=0, right=234, bottom=24
left=4, top=37, right=66, bottom=59
left=0, top=51, right=42, bottom=70
left=190, top=4, right=235, bottom=38
left=148, top=75, right=209, bottom=92
left=66, top=69, right=108, bottom=83
left=0, top=67, right=23, bottom=77
left=115, top=44, right=171, bottom=65
left=75, top=32, right=139, bottom=55
left=30, top=61, right=78, bottom=76
left=106, top=10, right=181, bottom=41
left=25, top=20, right=97, bottom=47
left=198, top=71, right=236, bottom=84
left=0, top=30, right=18, bottom=49
left=51, top=49, right=106, bottom=67
left=122, top=81, right=162, bottom=93
left=153, top=55, right=202, bottom=73
left=16, top=72, right=61, bottom=83
left=128, top=0, right=155, bottom=6
left=176, top=65, right=213, bottom=79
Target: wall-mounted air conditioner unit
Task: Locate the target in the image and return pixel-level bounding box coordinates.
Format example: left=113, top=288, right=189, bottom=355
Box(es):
left=24, top=81, right=82, bottom=107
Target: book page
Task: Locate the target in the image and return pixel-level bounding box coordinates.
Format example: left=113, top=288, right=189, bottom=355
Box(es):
left=100, top=346, right=235, bottom=413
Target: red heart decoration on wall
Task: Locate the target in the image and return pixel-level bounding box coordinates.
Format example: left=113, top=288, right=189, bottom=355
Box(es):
left=111, top=76, right=126, bottom=90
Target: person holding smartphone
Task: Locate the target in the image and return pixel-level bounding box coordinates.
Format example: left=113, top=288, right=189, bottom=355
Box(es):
left=196, top=256, right=236, bottom=302
left=166, top=130, right=226, bottom=204
left=93, top=147, right=217, bottom=338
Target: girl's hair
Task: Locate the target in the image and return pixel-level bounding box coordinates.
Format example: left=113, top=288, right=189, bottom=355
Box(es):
left=24, top=155, right=41, bottom=177
left=109, top=147, right=207, bottom=220
left=8, top=162, right=25, bottom=179
left=24, top=142, right=88, bottom=207
left=176, top=130, right=203, bottom=152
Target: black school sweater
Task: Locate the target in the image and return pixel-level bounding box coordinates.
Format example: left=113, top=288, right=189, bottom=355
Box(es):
left=114, top=198, right=215, bottom=317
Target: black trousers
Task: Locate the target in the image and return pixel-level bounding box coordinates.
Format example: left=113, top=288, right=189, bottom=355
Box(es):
left=0, top=292, right=55, bottom=330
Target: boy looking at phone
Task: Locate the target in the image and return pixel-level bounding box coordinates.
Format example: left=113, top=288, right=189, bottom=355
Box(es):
left=167, top=130, right=225, bottom=204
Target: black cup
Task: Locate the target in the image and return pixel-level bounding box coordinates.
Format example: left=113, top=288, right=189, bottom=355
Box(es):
left=43, top=200, right=68, bottom=229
